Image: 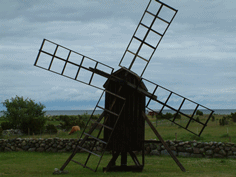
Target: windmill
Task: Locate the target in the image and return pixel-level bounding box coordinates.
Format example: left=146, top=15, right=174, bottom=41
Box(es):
left=34, top=0, right=214, bottom=173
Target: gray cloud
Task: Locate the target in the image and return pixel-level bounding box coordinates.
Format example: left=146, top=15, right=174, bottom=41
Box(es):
left=0, top=0, right=235, bottom=110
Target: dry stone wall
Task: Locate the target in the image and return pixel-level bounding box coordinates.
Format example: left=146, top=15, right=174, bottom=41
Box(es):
left=0, top=138, right=236, bottom=159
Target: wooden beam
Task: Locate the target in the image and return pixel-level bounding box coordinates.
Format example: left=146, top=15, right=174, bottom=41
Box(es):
left=142, top=112, right=186, bottom=172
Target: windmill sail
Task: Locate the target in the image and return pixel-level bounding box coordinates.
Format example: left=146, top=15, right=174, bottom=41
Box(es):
left=119, top=0, right=177, bottom=76
left=34, top=39, right=114, bottom=91
left=142, top=77, right=214, bottom=136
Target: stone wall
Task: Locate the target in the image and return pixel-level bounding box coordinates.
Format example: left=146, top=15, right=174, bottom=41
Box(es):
left=0, top=138, right=236, bottom=159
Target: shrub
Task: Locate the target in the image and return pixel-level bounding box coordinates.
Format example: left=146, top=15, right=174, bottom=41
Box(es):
left=211, top=115, right=215, bottom=122
left=173, top=113, right=181, bottom=119
left=45, top=124, right=58, bottom=134
left=1, top=95, right=46, bottom=134
left=196, top=110, right=203, bottom=116
left=1, top=121, right=14, bottom=130
left=59, top=115, right=86, bottom=130
left=219, top=116, right=228, bottom=126
left=231, top=112, right=236, bottom=122
left=196, top=116, right=200, bottom=122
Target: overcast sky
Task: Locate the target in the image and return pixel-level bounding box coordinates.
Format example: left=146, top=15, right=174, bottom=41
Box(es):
left=0, top=0, right=235, bottom=111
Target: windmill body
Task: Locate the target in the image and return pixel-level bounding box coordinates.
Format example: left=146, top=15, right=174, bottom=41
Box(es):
left=34, top=0, right=214, bottom=173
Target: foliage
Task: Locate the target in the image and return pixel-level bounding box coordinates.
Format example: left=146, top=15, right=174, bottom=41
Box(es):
left=1, top=95, right=46, bottom=134
left=195, top=116, right=200, bottom=122
left=45, top=124, right=58, bottom=134
left=211, top=115, right=215, bottom=122
left=156, top=112, right=180, bottom=120
left=59, top=114, right=90, bottom=130
left=196, top=110, right=203, bottom=116
left=1, top=121, right=14, bottom=130
left=231, top=112, right=236, bottom=122
left=219, top=116, right=229, bottom=126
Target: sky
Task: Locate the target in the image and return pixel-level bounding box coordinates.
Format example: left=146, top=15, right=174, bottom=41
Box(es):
left=0, top=0, right=235, bottom=111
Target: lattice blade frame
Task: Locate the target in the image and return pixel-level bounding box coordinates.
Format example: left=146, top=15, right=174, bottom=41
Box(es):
left=75, top=89, right=126, bottom=172
left=34, top=39, right=114, bottom=90
left=119, top=0, right=178, bottom=77
left=142, top=78, right=214, bottom=137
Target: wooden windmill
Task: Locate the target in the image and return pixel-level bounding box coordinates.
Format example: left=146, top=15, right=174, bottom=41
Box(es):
left=34, top=0, right=214, bottom=173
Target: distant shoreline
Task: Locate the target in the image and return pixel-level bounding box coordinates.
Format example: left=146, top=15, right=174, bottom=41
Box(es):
left=1, top=109, right=235, bottom=117
left=44, top=109, right=236, bottom=116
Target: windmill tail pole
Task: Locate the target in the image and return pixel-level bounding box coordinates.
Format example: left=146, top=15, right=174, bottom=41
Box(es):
left=142, top=112, right=186, bottom=172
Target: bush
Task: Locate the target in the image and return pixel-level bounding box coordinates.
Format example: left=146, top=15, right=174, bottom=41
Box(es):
left=1, top=121, right=14, bottom=130
left=196, top=116, right=200, bottom=122
left=211, top=115, right=215, bottom=122
left=45, top=124, right=58, bottom=134
left=219, top=116, right=228, bottom=126
left=1, top=95, right=46, bottom=135
left=231, top=112, right=236, bottom=122
left=196, top=110, right=203, bottom=116
left=59, top=115, right=86, bottom=130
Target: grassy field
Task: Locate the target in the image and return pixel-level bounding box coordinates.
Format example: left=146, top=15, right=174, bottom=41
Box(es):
left=1, top=114, right=236, bottom=143
left=0, top=151, right=236, bottom=177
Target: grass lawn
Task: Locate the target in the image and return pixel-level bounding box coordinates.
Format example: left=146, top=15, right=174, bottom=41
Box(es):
left=1, top=114, right=236, bottom=143
left=0, top=152, right=236, bottom=177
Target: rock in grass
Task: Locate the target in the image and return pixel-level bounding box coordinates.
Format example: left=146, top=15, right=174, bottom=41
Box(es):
left=53, top=168, right=69, bottom=175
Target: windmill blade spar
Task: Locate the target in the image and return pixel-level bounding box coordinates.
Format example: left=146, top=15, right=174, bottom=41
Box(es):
left=119, top=0, right=178, bottom=77
left=34, top=39, right=114, bottom=90
left=141, top=77, right=214, bottom=137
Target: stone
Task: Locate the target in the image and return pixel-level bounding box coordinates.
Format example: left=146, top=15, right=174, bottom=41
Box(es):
left=178, top=152, right=190, bottom=157
left=53, top=168, right=68, bottom=175
left=36, top=147, right=45, bottom=152
left=177, top=146, right=185, bottom=152
left=150, top=143, right=157, bottom=150
left=228, top=156, right=236, bottom=159
left=15, top=147, right=23, bottom=151
left=204, top=146, right=211, bottom=150
left=170, top=146, right=176, bottom=151
left=22, top=146, right=29, bottom=150
left=161, top=150, right=177, bottom=156
left=28, top=148, right=36, bottom=152
left=227, top=151, right=233, bottom=156
left=200, top=148, right=205, bottom=153
left=214, top=148, right=220, bottom=153
left=58, top=148, right=66, bottom=153
left=219, top=150, right=227, bottom=156
left=186, top=147, right=193, bottom=153
left=40, top=143, right=45, bottom=147
left=157, top=145, right=162, bottom=151
left=22, top=141, right=27, bottom=146
left=150, top=150, right=160, bottom=156
left=213, top=154, right=224, bottom=158
left=205, top=150, right=213, bottom=155
left=225, top=147, right=231, bottom=151
left=193, top=142, right=197, bottom=147
left=197, top=143, right=204, bottom=148
left=5, top=147, right=12, bottom=152
left=193, top=147, right=200, bottom=154
left=190, top=154, right=203, bottom=158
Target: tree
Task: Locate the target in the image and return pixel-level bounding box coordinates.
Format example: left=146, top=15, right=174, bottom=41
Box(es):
left=1, top=95, right=46, bottom=134
left=196, top=110, right=203, bottom=116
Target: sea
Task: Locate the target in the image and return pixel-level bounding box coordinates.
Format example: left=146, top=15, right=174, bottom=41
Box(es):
left=0, top=109, right=235, bottom=117
left=42, top=109, right=236, bottom=116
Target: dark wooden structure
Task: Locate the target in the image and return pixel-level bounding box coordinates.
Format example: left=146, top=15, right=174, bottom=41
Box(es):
left=103, top=68, right=146, bottom=171
left=34, top=0, right=215, bottom=173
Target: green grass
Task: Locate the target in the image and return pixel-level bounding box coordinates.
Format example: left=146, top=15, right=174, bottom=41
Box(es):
left=0, top=151, right=236, bottom=177
left=1, top=114, right=236, bottom=143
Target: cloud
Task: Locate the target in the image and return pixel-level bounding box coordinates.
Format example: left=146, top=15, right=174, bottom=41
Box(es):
left=0, top=0, right=236, bottom=110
